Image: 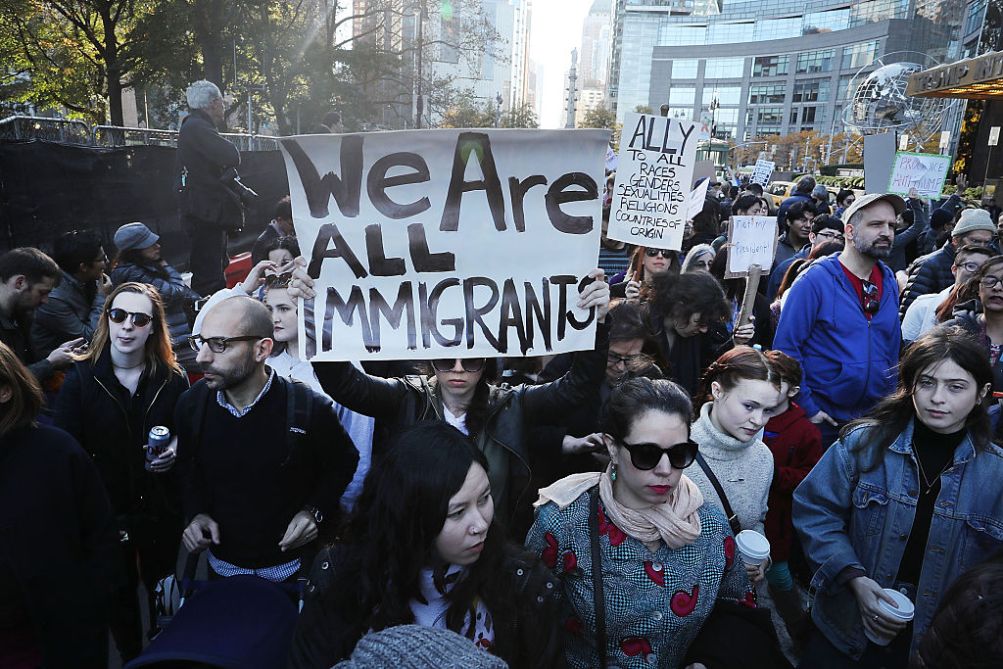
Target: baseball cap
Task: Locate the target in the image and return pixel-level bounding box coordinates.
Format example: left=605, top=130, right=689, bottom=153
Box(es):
left=114, top=222, right=160, bottom=252
left=841, top=193, right=906, bottom=224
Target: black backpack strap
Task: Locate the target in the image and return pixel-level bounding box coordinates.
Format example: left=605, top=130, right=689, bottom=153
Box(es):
left=285, top=378, right=314, bottom=454
left=695, top=452, right=743, bottom=535
left=588, top=486, right=607, bottom=669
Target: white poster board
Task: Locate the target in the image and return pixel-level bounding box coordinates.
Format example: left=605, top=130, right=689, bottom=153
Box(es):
left=888, top=152, right=952, bottom=199
left=607, top=112, right=699, bottom=250
left=725, top=216, right=779, bottom=279
left=750, top=159, right=775, bottom=186
left=278, top=129, right=607, bottom=361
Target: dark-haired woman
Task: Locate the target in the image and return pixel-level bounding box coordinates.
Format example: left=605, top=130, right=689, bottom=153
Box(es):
left=0, top=341, right=120, bottom=669
left=54, top=282, right=189, bottom=661
left=298, top=271, right=611, bottom=527
left=288, top=422, right=565, bottom=668
left=526, top=377, right=754, bottom=668
left=646, top=271, right=733, bottom=397
left=794, top=326, right=1003, bottom=668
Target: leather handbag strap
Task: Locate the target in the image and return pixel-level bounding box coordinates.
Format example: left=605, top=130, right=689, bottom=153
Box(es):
left=588, top=486, right=607, bottom=669
left=695, top=452, right=743, bottom=535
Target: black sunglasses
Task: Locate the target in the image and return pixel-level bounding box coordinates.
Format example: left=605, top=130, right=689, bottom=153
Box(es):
left=620, top=439, right=699, bottom=470
left=432, top=358, right=487, bottom=373
left=645, top=248, right=672, bottom=258
left=862, top=280, right=880, bottom=314
left=108, top=308, right=153, bottom=328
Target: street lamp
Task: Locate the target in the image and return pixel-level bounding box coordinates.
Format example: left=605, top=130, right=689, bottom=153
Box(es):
left=709, top=95, right=719, bottom=139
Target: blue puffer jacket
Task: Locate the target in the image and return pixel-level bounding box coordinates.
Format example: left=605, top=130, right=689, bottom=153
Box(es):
left=774, top=254, right=900, bottom=423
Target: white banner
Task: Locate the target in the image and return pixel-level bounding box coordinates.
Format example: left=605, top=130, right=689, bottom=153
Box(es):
left=750, top=159, right=775, bottom=186
left=726, top=216, right=779, bottom=278
left=607, top=113, right=699, bottom=250
left=278, top=129, right=607, bottom=361
left=888, top=152, right=951, bottom=199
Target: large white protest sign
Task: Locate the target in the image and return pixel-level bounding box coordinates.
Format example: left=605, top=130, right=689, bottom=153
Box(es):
left=607, top=112, right=699, bottom=250
left=750, top=159, right=775, bottom=186
left=888, top=152, right=952, bottom=199
left=686, top=177, right=710, bottom=220
left=726, top=216, right=778, bottom=279
left=278, top=129, right=607, bottom=361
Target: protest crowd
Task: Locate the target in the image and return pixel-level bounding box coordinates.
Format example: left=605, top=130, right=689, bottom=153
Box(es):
left=5, top=80, right=1003, bottom=669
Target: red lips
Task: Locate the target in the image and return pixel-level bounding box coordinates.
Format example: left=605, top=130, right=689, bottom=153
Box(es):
left=670, top=585, right=699, bottom=617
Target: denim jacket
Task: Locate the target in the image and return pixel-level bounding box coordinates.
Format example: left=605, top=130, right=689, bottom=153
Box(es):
left=793, top=420, right=1003, bottom=659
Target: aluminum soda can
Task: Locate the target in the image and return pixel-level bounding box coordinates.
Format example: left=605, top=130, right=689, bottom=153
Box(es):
left=147, top=426, right=171, bottom=468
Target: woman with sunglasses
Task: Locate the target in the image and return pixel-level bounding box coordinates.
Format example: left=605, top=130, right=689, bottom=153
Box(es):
left=304, top=271, right=611, bottom=530
left=945, top=255, right=1003, bottom=392
left=526, top=377, right=753, bottom=668
left=687, top=346, right=781, bottom=585
left=289, top=422, right=565, bottom=668
left=54, top=282, right=189, bottom=662
left=794, top=326, right=1003, bottom=669
left=613, top=245, right=681, bottom=302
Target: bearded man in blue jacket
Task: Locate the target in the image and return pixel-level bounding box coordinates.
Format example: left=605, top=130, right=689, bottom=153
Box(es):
left=775, top=193, right=905, bottom=449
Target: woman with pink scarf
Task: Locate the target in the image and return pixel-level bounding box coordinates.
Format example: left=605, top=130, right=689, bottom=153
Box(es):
left=525, top=377, right=754, bottom=669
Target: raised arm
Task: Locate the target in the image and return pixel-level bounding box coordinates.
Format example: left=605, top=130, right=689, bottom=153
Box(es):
left=313, top=360, right=412, bottom=421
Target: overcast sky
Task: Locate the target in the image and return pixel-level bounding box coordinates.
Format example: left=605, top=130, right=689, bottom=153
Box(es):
left=530, top=0, right=595, bottom=128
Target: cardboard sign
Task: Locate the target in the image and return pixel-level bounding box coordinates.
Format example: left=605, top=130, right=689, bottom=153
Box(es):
left=750, top=159, right=775, bottom=186
left=686, top=177, right=711, bottom=220
left=888, top=152, right=952, bottom=199
left=725, top=216, right=778, bottom=279
left=864, top=132, right=896, bottom=196
left=607, top=113, right=699, bottom=250
left=278, top=129, right=607, bottom=361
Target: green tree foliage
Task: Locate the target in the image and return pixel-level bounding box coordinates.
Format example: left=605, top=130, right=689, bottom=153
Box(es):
left=501, top=103, right=538, bottom=128
left=580, top=105, right=616, bottom=129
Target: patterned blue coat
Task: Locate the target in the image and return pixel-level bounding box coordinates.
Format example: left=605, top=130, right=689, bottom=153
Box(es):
left=526, top=488, right=752, bottom=668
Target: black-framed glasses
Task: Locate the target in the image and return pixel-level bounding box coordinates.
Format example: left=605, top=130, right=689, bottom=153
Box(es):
left=607, top=352, right=642, bottom=367
left=431, top=358, right=487, bottom=373
left=108, top=308, right=153, bottom=328
left=862, top=280, right=880, bottom=314
left=645, top=248, right=672, bottom=258
left=188, top=334, right=268, bottom=354
left=619, top=439, right=699, bottom=470
left=956, top=261, right=982, bottom=274
left=815, top=230, right=845, bottom=243
left=980, top=275, right=1003, bottom=290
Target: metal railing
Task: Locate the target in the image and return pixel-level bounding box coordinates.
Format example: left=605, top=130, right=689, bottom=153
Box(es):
left=0, top=115, right=279, bottom=151
left=0, top=116, right=91, bottom=144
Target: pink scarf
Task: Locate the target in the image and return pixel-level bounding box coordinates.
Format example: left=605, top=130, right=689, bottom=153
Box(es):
left=535, top=467, right=704, bottom=549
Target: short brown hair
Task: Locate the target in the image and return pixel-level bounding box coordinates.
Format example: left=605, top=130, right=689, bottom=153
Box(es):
left=764, top=349, right=802, bottom=387
left=0, top=247, right=60, bottom=284
left=697, top=345, right=780, bottom=404
left=0, top=341, right=44, bottom=436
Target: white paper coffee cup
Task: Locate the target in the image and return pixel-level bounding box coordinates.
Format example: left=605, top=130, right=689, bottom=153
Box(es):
left=734, top=530, right=770, bottom=567
left=862, top=588, right=915, bottom=646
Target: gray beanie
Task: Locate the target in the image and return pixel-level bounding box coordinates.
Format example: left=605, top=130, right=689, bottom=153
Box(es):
left=951, top=208, right=995, bottom=238
left=333, top=625, right=509, bottom=669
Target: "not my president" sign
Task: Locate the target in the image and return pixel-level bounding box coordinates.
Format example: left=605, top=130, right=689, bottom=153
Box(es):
left=279, top=129, right=608, bottom=361
left=607, top=113, right=699, bottom=250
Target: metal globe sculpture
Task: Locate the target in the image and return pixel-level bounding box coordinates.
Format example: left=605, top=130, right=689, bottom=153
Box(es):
left=842, top=53, right=951, bottom=143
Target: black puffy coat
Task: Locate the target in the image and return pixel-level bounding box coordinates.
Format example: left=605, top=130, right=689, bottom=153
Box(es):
left=900, top=241, right=957, bottom=317
left=54, top=347, right=189, bottom=523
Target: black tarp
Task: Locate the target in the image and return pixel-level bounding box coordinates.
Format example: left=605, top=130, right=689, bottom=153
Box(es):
left=0, top=140, right=290, bottom=268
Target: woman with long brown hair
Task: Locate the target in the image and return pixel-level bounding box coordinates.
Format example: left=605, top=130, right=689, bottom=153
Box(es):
left=54, top=281, right=189, bottom=662
left=0, top=341, right=120, bottom=668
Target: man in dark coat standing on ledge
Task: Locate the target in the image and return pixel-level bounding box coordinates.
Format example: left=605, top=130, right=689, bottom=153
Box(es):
left=178, top=79, right=242, bottom=295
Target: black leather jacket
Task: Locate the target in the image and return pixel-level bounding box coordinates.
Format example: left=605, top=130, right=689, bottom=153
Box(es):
left=287, top=544, right=567, bottom=669
left=314, top=322, right=609, bottom=524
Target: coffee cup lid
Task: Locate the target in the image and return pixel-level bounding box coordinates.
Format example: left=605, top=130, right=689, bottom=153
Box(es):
left=879, top=589, right=915, bottom=620
left=735, top=530, right=771, bottom=559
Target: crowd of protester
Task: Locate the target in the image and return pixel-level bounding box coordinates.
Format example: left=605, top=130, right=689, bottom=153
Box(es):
left=5, top=113, right=1003, bottom=669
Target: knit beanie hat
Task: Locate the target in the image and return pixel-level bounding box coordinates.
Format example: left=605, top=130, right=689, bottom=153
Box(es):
left=952, top=208, right=995, bottom=238
left=811, top=185, right=829, bottom=199
left=930, top=207, right=955, bottom=230
left=333, top=625, right=509, bottom=669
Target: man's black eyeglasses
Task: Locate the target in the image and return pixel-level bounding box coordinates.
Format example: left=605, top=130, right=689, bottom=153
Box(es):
left=431, top=358, right=487, bottom=373
left=645, top=248, right=672, bottom=258
left=188, top=334, right=269, bottom=354
left=607, top=352, right=643, bottom=368
left=861, top=280, right=880, bottom=314
left=108, top=308, right=153, bottom=328
left=619, top=439, right=699, bottom=471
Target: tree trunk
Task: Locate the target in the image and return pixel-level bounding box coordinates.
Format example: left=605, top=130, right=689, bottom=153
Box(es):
left=101, top=6, right=123, bottom=126
left=193, top=0, right=228, bottom=88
